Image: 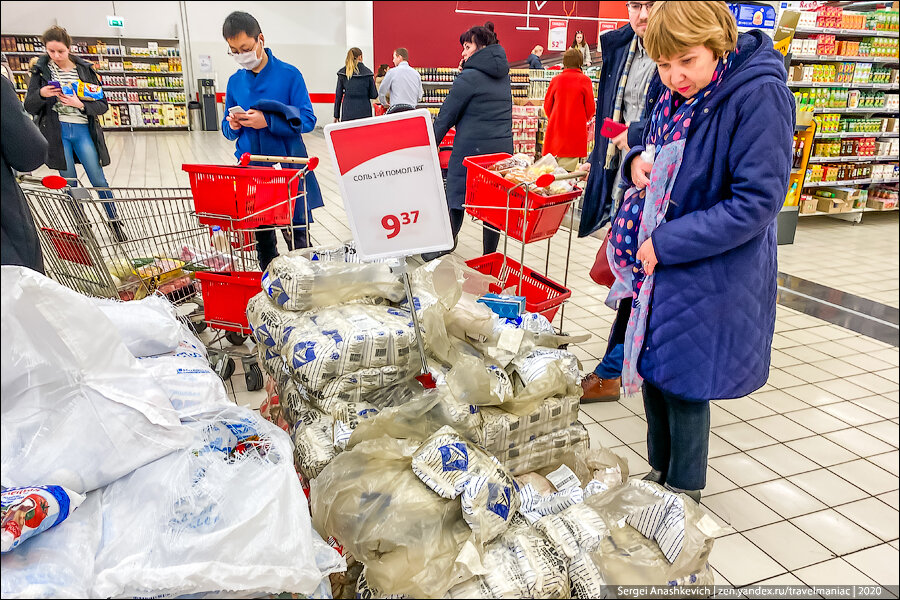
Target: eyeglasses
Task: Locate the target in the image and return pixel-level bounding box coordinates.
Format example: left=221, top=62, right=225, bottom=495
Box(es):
left=226, top=39, right=258, bottom=56
left=625, top=1, right=656, bottom=14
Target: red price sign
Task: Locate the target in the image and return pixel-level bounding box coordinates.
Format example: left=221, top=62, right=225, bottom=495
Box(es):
left=324, top=109, right=454, bottom=260
left=381, top=211, right=420, bottom=239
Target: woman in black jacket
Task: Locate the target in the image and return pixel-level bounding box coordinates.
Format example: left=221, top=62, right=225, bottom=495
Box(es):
left=334, top=47, right=377, bottom=122
left=24, top=26, right=122, bottom=240
left=428, top=22, right=513, bottom=260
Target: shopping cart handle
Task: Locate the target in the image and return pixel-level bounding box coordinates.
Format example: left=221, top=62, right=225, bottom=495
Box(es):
left=239, top=153, right=319, bottom=171
left=535, top=170, right=588, bottom=188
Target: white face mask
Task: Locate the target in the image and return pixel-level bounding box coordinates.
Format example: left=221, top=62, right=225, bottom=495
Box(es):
left=233, top=41, right=263, bottom=70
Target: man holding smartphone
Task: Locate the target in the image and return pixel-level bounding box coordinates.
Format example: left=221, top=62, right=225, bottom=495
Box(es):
left=578, top=0, right=663, bottom=402
left=221, top=11, right=322, bottom=269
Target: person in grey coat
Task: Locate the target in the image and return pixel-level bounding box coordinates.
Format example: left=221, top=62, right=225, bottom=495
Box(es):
left=334, top=47, right=378, bottom=122
left=1, top=76, right=48, bottom=273
left=428, top=22, right=513, bottom=260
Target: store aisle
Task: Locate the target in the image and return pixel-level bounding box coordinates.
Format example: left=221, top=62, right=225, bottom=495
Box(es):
left=35, top=129, right=899, bottom=588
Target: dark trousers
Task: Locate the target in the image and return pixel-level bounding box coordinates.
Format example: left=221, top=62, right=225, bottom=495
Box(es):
left=642, top=382, right=710, bottom=491
left=593, top=297, right=632, bottom=378
left=449, top=208, right=500, bottom=255
left=256, top=226, right=309, bottom=271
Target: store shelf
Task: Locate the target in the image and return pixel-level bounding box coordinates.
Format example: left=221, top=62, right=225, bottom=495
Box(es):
left=105, top=125, right=188, bottom=130
left=813, top=106, right=896, bottom=114
left=803, top=177, right=899, bottom=188
left=791, top=54, right=899, bottom=63
left=794, top=26, right=900, bottom=38
left=808, top=155, right=898, bottom=163
left=815, top=131, right=899, bottom=138
left=109, top=101, right=185, bottom=105
left=103, top=86, right=183, bottom=91
left=800, top=205, right=898, bottom=218
left=788, top=81, right=897, bottom=89
left=99, top=70, right=183, bottom=75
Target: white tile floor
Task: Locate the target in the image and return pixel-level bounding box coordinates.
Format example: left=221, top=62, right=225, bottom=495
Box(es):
left=38, top=129, right=900, bottom=588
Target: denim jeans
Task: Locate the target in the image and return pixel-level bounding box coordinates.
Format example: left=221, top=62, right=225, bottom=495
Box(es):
left=593, top=297, right=632, bottom=379
left=58, top=122, right=116, bottom=220
left=642, top=382, right=710, bottom=491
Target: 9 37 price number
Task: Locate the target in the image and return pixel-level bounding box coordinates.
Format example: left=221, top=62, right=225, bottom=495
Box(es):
left=381, top=211, right=420, bottom=239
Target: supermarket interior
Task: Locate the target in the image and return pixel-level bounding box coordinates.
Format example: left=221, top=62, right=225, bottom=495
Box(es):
left=0, top=0, right=898, bottom=598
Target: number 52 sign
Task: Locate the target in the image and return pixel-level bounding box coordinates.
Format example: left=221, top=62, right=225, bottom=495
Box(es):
left=324, top=109, right=454, bottom=260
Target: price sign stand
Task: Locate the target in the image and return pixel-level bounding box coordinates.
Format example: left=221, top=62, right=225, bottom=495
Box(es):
left=324, top=109, right=454, bottom=386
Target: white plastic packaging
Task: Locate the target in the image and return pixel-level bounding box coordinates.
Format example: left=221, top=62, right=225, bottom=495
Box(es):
left=92, top=294, right=182, bottom=357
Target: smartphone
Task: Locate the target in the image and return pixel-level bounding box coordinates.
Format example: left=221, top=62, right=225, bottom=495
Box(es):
left=600, top=118, right=628, bottom=139
left=48, top=80, right=62, bottom=90
left=228, top=106, right=246, bottom=116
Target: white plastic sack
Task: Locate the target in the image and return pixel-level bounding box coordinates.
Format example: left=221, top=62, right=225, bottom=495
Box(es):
left=0, top=491, right=102, bottom=599
left=92, top=406, right=336, bottom=598
left=0, top=266, right=192, bottom=494
left=92, top=294, right=182, bottom=357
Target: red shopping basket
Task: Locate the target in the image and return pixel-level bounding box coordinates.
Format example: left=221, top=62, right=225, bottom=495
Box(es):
left=466, top=253, right=571, bottom=321
left=182, top=164, right=301, bottom=229
left=463, top=153, right=581, bottom=243
left=196, top=270, right=262, bottom=333
left=438, top=129, right=455, bottom=171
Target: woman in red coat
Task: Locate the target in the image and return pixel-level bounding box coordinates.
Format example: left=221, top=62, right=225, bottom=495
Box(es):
left=542, top=48, right=595, bottom=171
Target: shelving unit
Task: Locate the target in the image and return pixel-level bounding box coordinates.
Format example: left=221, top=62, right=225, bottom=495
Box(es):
left=413, top=67, right=531, bottom=113
left=788, top=6, right=899, bottom=225
left=1, top=33, right=188, bottom=130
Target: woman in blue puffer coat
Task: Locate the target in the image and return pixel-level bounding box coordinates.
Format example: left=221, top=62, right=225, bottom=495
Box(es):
left=611, top=1, right=794, bottom=502
left=428, top=22, right=513, bottom=260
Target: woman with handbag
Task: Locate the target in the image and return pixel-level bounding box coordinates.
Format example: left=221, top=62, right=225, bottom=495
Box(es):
left=609, top=1, right=794, bottom=502
left=24, top=26, right=123, bottom=241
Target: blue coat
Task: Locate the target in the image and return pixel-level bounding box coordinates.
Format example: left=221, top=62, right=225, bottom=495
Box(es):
left=580, top=24, right=663, bottom=237
left=433, top=44, right=513, bottom=211
left=631, top=31, right=795, bottom=401
left=222, top=49, right=322, bottom=214
left=527, top=54, right=543, bottom=70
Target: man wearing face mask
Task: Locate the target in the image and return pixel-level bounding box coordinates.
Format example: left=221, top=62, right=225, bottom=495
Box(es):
left=221, top=11, right=322, bottom=270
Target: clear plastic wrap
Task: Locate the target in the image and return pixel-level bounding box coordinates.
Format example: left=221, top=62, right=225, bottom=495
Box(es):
left=1, top=266, right=192, bottom=494
left=498, top=424, right=590, bottom=476
left=280, top=304, right=419, bottom=392
left=92, top=406, right=338, bottom=598
left=262, top=251, right=404, bottom=312
left=310, top=436, right=472, bottom=599
left=480, top=395, right=580, bottom=455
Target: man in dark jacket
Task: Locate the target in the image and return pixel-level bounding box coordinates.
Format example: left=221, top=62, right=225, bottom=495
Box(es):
left=2, top=76, right=48, bottom=273
left=580, top=0, right=665, bottom=402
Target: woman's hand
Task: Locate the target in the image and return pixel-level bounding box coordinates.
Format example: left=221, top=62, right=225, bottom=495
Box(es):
left=237, top=109, right=267, bottom=129
left=40, top=85, right=61, bottom=98
left=58, top=94, right=84, bottom=109
left=612, top=130, right=630, bottom=152
left=334, top=117, right=340, bottom=123
left=226, top=114, right=242, bottom=130
left=637, top=238, right=658, bottom=276
left=630, top=155, right=652, bottom=189
left=577, top=162, right=591, bottom=174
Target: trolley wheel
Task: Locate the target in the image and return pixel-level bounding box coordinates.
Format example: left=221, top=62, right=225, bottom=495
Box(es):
left=222, top=357, right=236, bottom=380
left=225, top=331, right=247, bottom=346
left=191, top=319, right=207, bottom=334
left=245, top=363, right=264, bottom=391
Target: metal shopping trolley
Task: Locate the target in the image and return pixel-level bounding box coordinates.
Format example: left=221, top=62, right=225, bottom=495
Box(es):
left=182, top=152, right=319, bottom=390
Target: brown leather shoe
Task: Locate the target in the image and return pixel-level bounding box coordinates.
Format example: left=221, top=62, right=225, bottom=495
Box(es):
left=580, top=373, right=621, bottom=403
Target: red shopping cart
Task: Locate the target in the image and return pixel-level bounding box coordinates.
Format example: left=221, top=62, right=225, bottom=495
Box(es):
left=462, top=153, right=586, bottom=329
left=182, top=153, right=318, bottom=389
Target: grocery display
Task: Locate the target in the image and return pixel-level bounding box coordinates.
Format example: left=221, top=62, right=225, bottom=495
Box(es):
left=1, top=33, right=188, bottom=129
left=414, top=66, right=531, bottom=108
left=787, top=6, right=899, bottom=224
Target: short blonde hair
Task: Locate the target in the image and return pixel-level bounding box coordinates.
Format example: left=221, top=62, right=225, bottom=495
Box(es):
left=644, top=1, right=738, bottom=61
left=532, top=45, right=543, bottom=54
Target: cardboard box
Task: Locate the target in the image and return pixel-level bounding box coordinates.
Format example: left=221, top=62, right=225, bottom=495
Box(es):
left=817, top=198, right=846, bottom=213
left=817, top=186, right=861, bottom=204
left=799, top=197, right=819, bottom=214
left=867, top=198, right=898, bottom=211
